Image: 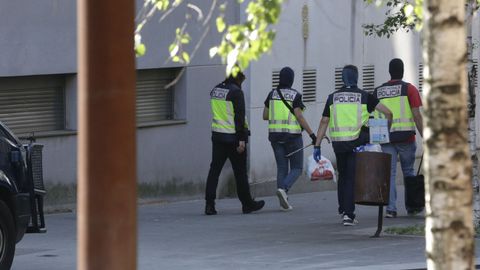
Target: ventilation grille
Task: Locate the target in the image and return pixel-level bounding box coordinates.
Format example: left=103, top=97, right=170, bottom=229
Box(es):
left=272, top=70, right=280, bottom=89
left=362, top=65, right=375, bottom=93
left=302, top=69, right=316, bottom=102
left=334, top=67, right=343, bottom=90
left=473, top=59, right=478, bottom=89
left=418, top=63, right=424, bottom=92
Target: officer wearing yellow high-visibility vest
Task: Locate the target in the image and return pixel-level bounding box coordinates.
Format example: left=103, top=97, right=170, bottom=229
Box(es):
left=373, top=58, right=424, bottom=218
left=314, top=65, right=392, bottom=226
left=263, top=67, right=317, bottom=211
left=205, top=71, right=265, bottom=216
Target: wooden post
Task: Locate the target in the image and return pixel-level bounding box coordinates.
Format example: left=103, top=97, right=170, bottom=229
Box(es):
left=77, top=0, right=137, bottom=269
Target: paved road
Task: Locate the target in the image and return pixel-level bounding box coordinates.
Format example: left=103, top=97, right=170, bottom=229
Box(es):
left=12, top=190, right=480, bottom=270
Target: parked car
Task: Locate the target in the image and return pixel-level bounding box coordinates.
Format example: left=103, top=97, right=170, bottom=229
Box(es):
left=0, top=122, right=46, bottom=269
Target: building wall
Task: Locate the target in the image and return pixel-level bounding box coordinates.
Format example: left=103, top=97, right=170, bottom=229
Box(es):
left=245, top=0, right=479, bottom=185
left=0, top=0, right=239, bottom=194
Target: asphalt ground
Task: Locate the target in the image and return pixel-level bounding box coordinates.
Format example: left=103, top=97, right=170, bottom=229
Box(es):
left=13, top=188, right=480, bottom=270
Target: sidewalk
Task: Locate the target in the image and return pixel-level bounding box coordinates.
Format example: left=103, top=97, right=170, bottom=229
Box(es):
left=15, top=187, right=480, bottom=270
left=137, top=187, right=471, bottom=270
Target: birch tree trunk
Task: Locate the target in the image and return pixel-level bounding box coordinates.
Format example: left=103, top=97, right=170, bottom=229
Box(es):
left=423, top=0, right=475, bottom=269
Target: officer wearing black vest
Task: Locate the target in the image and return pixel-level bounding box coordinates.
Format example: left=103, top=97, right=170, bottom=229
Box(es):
left=205, top=71, right=265, bottom=215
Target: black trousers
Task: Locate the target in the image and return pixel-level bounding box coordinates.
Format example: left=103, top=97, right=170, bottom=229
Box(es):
left=205, top=141, right=253, bottom=206
left=335, top=151, right=356, bottom=219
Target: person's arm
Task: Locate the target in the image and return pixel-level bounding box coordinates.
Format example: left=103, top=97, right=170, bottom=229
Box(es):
left=314, top=117, right=330, bottom=146
left=294, top=108, right=314, bottom=135
left=231, top=89, right=247, bottom=153
left=375, top=103, right=393, bottom=130
left=412, top=107, right=423, bottom=137
left=263, top=107, right=269, bottom=120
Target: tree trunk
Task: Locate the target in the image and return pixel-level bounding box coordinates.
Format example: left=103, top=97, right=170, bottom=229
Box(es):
left=423, top=0, right=475, bottom=269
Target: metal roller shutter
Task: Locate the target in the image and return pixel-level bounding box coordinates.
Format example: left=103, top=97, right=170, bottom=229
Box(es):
left=0, top=76, right=65, bottom=134
left=136, top=69, right=176, bottom=124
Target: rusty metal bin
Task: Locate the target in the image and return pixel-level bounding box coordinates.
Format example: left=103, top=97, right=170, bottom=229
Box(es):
left=354, top=152, right=391, bottom=206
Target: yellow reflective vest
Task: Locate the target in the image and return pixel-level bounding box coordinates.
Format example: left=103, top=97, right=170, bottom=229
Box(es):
left=210, top=85, right=248, bottom=134
left=373, top=81, right=415, bottom=135
left=328, top=90, right=370, bottom=142
left=268, top=88, right=302, bottom=134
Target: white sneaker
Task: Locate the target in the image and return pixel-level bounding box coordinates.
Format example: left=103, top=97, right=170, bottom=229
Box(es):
left=342, top=214, right=358, bottom=226
left=280, top=205, right=293, bottom=212
left=276, top=188, right=291, bottom=210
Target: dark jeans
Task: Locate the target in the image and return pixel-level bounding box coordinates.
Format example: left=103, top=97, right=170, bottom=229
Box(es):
left=270, top=136, right=303, bottom=191
left=205, top=141, right=253, bottom=206
left=335, top=151, right=356, bottom=219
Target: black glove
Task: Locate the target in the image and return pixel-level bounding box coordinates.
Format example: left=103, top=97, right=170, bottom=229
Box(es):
left=309, top=133, right=317, bottom=146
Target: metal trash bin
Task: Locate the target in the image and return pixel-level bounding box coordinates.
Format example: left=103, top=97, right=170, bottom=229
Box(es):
left=355, top=152, right=391, bottom=205
left=354, top=151, right=391, bottom=237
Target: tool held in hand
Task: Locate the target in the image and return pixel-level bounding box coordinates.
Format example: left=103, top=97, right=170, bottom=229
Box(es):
left=285, top=136, right=331, bottom=158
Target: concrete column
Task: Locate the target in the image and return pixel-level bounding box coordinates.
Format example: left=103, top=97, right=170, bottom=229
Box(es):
left=77, top=0, right=137, bottom=269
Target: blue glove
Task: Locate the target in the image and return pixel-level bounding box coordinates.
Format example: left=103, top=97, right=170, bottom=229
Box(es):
left=313, top=146, right=321, bottom=162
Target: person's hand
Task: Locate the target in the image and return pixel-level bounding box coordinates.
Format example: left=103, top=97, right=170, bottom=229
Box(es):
left=313, top=146, right=321, bottom=162
left=309, top=133, right=317, bottom=146
left=237, top=141, right=246, bottom=153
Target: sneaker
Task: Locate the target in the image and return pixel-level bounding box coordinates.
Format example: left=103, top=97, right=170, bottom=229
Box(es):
left=276, top=188, right=291, bottom=210
left=205, top=204, right=217, bottom=215
left=242, top=200, right=265, bottom=214
left=342, top=215, right=358, bottom=226
left=385, top=210, right=397, bottom=218
left=280, top=205, right=293, bottom=212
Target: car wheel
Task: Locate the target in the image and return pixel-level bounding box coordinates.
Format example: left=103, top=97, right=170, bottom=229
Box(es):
left=0, top=200, right=15, bottom=270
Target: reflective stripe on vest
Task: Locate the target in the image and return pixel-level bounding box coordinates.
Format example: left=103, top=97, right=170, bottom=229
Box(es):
left=268, top=98, right=301, bottom=134
left=374, top=83, right=415, bottom=133
left=328, top=92, right=369, bottom=142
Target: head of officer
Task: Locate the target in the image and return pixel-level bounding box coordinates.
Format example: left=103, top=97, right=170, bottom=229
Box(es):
left=279, top=67, right=294, bottom=88
left=342, top=65, right=358, bottom=88
left=389, top=58, right=404, bottom=80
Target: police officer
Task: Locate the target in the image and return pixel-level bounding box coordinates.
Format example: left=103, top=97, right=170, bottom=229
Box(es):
left=373, top=58, right=424, bottom=218
left=263, top=67, right=317, bottom=211
left=205, top=71, right=265, bottom=215
left=313, top=65, right=392, bottom=226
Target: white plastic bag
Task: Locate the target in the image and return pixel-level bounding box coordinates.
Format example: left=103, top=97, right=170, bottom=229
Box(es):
left=354, top=143, right=382, bottom=153
left=307, top=155, right=336, bottom=182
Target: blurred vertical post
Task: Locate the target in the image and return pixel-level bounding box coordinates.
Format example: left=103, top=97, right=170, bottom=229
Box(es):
left=77, top=0, right=137, bottom=269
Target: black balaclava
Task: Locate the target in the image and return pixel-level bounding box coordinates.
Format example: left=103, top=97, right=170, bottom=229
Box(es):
left=342, top=65, right=358, bottom=88
left=389, top=58, right=404, bottom=80
left=279, top=67, right=294, bottom=88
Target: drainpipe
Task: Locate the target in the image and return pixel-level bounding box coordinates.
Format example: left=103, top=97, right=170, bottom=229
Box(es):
left=77, top=0, right=137, bottom=269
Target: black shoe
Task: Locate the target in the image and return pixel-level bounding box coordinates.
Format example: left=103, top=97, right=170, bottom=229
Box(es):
left=242, top=200, right=265, bottom=214
left=205, top=204, right=217, bottom=215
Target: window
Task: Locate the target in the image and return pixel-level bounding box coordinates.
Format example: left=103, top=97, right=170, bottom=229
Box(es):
left=362, top=65, right=375, bottom=93
left=302, top=69, right=316, bottom=102
left=136, top=69, right=178, bottom=124
left=334, top=67, right=343, bottom=90
left=0, top=75, right=65, bottom=134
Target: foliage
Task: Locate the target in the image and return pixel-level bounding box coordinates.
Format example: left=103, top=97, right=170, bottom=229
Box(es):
left=384, top=224, right=425, bottom=236
left=363, top=0, right=423, bottom=37
left=135, top=0, right=283, bottom=76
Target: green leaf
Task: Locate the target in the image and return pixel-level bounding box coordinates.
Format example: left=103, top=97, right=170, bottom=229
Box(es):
left=182, top=52, right=190, bottom=63
left=216, top=17, right=226, bottom=32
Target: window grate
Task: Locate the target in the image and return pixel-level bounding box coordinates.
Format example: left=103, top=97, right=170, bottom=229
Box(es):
left=335, top=67, right=343, bottom=91
left=136, top=69, right=177, bottom=124
left=362, top=65, right=375, bottom=93
left=272, top=70, right=280, bottom=89
left=302, top=69, right=316, bottom=103
left=418, top=63, right=424, bottom=92
left=0, top=75, right=66, bottom=134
